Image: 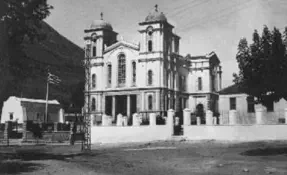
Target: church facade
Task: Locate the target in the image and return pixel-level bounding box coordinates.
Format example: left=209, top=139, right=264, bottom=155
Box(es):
left=84, top=6, right=222, bottom=121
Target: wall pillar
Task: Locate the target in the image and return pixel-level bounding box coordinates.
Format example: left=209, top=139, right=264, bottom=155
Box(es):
left=54, top=122, right=58, bottom=132
left=255, top=107, right=265, bottom=125
left=206, top=110, right=213, bottom=125
left=229, top=110, right=238, bottom=125
left=112, top=96, right=116, bottom=121
left=149, top=113, right=156, bottom=126
left=183, top=108, right=191, bottom=126
left=285, top=108, right=287, bottom=124
left=196, top=117, right=201, bottom=125
left=167, top=109, right=175, bottom=136
left=4, top=121, right=9, bottom=140
left=133, top=113, right=140, bottom=126
left=22, top=121, right=27, bottom=141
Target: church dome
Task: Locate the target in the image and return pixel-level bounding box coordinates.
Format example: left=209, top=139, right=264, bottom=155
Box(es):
left=145, top=5, right=167, bottom=23
left=90, top=13, right=113, bottom=31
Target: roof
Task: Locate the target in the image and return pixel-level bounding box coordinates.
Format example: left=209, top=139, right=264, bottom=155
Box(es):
left=90, top=19, right=113, bottom=31
left=10, top=96, right=60, bottom=105
left=218, top=84, right=245, bottom=95
left=104, top=40, right=139, bottom=53
left=144, top=5, right=167, bottom=23
left=89, top=13, right=113, bottom=31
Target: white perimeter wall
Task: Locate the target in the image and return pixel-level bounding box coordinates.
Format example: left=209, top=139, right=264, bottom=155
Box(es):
left=91, top=125, right=172, bottom=144
left=183, top=125, right=287, bottom=141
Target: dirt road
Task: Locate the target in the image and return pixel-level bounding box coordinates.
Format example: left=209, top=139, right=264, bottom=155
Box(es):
left=1, top=140, right=287, bottom=175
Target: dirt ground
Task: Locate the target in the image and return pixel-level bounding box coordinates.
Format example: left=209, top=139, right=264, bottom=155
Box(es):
left=1, top=140, right=287, bottom=175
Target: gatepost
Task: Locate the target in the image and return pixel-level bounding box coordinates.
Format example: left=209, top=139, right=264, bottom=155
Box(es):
left=229, top=110, right=238, bottom=125
left=167, top=109, right=175, bottom=136
left=183, top=108, right=191, bottom=126
left=255, top=107, right=265, bottom=125
left=206, top=110, right=213, bottom=125
left=149, top=113, right=156, bottom=126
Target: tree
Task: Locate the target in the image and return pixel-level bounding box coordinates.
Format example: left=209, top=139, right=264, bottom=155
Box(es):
left=0, top=0, right=53, bottom=116
left=233, top=26, right=287, bottom=106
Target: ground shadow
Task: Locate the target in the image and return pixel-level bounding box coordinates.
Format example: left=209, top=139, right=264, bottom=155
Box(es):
left=241, top=147, right=287, bottom=156
left=0, top=161, right=44, bottom=174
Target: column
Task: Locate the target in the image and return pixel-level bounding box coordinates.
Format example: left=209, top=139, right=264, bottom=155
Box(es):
left=112, top=96, right=116, bottom=121
left=127, top=95, right=131, bottom=121
left=156, top=91, right=160, bottom=111
left=141, top=92, right=145, bottom=111
left=102, top=95, right=106, bottom=115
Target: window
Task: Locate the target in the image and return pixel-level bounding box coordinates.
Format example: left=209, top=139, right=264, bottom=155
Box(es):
left=92, top=98, right=96, bottom=111
left=107, top=65, right=112, bottom=87
left=148, top=70, right=153, bottom=85
left=265, top=101, right=274, bottom=112
left=132, top=61, right=136, bottom=85
left=9, top=113, right=13, bottom=120
left=148, top=40, right=153, bottom=52
left=247, top=96, right=255, bottom=113
left=230, top=97, right=236, bottom=110
left=182, top=76, right=186, bottom=91
left=92, top=74, right=96, bottom=88
left=118, top=54, right=126, bottom=86
left=198, top=77, right=202, bottom=91
left=148, top=95, right=153, bottom=110
left=92, top=46, right=96, bottom=57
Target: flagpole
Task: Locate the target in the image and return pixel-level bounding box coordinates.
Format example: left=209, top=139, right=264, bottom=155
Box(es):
left=45, top=73, right=49, bottom=123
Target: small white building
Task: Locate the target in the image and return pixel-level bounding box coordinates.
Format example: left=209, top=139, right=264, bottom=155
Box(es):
left=1, top=96, right=64, bottom=123
left=219, top=84, right=287, bottom=124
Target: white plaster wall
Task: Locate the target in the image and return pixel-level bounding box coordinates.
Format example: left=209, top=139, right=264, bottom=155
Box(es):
left=183, top=125, right=287, bottom=141
left=103, top=46, right=139, bottom=89
left=219, top=94, right=287, bottom=124
left=188, top=69, right=210, bottom=94
left=1, top=97, right=23, bottom=123
left=91, top=125, right=172, bottom=144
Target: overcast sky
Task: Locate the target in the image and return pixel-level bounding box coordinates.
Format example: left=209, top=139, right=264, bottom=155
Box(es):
left=45, top=0, right=287, bottom=88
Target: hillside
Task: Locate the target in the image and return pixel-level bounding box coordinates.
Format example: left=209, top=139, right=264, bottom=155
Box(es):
left=0, top=1, right=85, bottom=112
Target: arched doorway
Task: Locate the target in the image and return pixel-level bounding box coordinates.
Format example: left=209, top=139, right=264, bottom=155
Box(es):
left=195, top=103, right=205, bottom=124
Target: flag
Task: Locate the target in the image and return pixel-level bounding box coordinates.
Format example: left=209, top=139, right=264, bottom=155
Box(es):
left=47, top=72, right=61, bottom=85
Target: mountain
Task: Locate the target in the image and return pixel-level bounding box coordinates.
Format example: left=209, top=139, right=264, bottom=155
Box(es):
left=0, top=1, right=85, bottom=113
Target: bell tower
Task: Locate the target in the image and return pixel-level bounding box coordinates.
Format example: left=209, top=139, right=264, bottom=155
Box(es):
left=84, top=13, right=118, bottom=59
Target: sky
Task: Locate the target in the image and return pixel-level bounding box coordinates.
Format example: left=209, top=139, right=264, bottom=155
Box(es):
left=45, top=0, right=287, bottom=88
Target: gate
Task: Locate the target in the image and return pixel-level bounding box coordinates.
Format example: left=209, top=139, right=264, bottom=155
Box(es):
left=173, top=111, right=183, bottom=136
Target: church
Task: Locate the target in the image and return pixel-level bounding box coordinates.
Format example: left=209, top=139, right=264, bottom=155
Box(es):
left=84, top=5, right=222, bottom=122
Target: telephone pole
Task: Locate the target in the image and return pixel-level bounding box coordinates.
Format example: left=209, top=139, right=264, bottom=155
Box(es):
left=82, top=45, right=91, bottom=151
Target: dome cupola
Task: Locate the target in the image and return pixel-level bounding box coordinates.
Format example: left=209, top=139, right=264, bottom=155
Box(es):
left=145, top=5, right=167, bottom=23
left=90, top=12, right=113, bottom=31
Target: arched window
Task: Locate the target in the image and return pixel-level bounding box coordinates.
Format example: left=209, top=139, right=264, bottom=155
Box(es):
left=92, top=46, right=96, bottom=57
left=118, top=54, right=126, bottom=86
left=91, top=98, right=96, bottom=111
left=92, top=74, right=96, bottom=88
left=148, top=95, right=153, bottom=110
left=107, top=64, right=112, bottom=87
left=148, top=70, right=153, bottom=85
left=198, top=77, right=202, bottom=91
left=148, top=40, right=153, bottom=52
left=132, top=61, right=136, bottom=85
